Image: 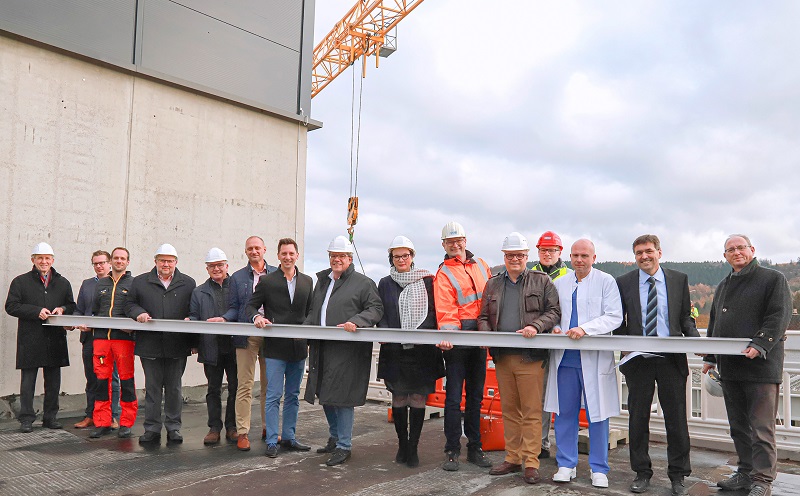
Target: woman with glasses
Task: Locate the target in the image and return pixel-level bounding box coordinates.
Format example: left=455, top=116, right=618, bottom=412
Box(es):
left=377, top=235, right=447, bottom=467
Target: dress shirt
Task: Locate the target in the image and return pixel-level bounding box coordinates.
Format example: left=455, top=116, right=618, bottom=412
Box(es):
left=319, top=272, right=336, bottom=327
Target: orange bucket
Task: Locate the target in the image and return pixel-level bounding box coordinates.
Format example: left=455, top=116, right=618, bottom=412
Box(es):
left=480, top=394, right=505, bottom=451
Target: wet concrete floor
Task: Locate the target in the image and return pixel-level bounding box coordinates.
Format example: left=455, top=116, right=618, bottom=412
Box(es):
left=1, top=400, right=799, bottom=496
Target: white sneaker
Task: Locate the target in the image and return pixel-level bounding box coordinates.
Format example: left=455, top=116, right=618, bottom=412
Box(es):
left=553, top=466, right=577, bottom=482
left=591, top=471, right=609, bottom=488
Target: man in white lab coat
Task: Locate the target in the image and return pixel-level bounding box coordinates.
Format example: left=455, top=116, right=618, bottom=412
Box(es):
left=544, top=239, right=623, bottom=488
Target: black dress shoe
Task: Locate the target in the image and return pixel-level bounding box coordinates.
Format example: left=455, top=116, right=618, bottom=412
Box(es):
left=89, top=427, right=114, bottom=439
left=326, top=448, right=351, bottom=466
left=139, top=431, right=162, bottom=444
left=281, top=439, right=311, bottom=451
left=317, top=437, right=338, bottom=453
left=118, top=426, right=133, bottom=438
left=630, top=475, right=651, bottom=493
left=671, top=479, right=688, bottom=496
left=42, top=420, right=63, bottom=429
left=539, top=448, right=550, bottom=459
left=20, top=421, right=33, bottom=433
left=166, top=430, right=183, bottom=443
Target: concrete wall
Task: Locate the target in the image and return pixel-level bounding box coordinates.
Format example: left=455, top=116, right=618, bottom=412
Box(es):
left=0, top=35, right=309, bottom=399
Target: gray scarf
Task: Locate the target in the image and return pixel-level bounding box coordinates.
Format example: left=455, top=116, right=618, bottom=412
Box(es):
left=390, top=267, right=432, bottom=348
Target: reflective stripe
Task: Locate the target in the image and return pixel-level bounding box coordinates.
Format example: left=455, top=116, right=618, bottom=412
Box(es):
left=533, top=263, right=569, bottom=281
left=440, top=265, right=471, bottom=306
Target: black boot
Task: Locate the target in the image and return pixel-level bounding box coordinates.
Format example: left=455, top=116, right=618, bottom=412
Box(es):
left=392, top=406, right=409, bottom=464
left=407, top=407, right=425, bottom=468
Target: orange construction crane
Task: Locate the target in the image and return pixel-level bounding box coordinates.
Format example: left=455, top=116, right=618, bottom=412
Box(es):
left=311, top=0, right=426, bottom=98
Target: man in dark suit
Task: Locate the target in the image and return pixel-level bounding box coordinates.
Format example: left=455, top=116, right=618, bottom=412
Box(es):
left=615, top=234, right=699, bottom=496
left=249, top=238, right=314, bottom=458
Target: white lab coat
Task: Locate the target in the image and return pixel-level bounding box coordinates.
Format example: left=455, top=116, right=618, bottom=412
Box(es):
left=543, top=268, right=623, bottom=422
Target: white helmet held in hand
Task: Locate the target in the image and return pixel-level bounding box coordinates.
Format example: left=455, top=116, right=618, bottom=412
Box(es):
left=154, top=243, right=179, bottom=258
left=205, top=247, right=227, bottom=263
left=31, top=242, right=55, bottom=256
left=388, top=235, right=415, bottom=255
left=441, top=221, right=466, bottom=240
left=327, top=235, right=354, bottom=254
left=502, top=232, right=529, bottom=251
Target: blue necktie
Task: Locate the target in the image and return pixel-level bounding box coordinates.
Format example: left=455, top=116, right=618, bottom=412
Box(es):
left=644, top=276, right=658, bottom=336
left=570, top=286, right=578, bottom=329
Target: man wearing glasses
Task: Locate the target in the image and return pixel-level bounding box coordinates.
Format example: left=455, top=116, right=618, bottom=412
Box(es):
left=73, top=250, right=115, bottom=431
left=434, top=221, right=493, bottom=471
left=703, top=235, right=792, bottom=496
left=125, top=243, right=196, bottom=445
left=480, top=232, right=560, bottom=484
left=528, top=230, right=570, bottom=459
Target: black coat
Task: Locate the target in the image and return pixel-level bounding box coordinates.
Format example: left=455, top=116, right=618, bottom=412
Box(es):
left=614, top=267, right=700, bottom=377
left=75, top=276, right=100, bottom=344
left=246, top=268, right=313, bottom=362
left=376, top=276, right=444, bottom=385
left=190, top=277, right=233, bottom=365
left=124, top=267, right=196, bottom=358
left=706, top=260, right=792, bottom=383
left=5, top=267, right=76, bottom=369
left=303, top=264, right=383, bottom=407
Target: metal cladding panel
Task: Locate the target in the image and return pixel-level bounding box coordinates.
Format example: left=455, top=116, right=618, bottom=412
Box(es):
left=171, top=0, right=303, bottom=51
left=0, top=0, right=136, bottom=66
left=139, top=0, right=299, bottom=114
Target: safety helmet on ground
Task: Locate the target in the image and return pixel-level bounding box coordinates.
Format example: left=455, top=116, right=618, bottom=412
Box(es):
left=327, top=235, right=354, bottom=254
left=31, top=242, right=55, bottom=256
left=536, top=231, right=563, bottom=249
left=704, top=369, right=723, bottom=397
left=441, top=221, right=466, bottom=240
left=154, top=243, right=179, bottom=258
left=502, top=232, right=529, bottom=251
left=388, top=235, right=415, bottom=255
left=205, top=247, right=227, bottom=263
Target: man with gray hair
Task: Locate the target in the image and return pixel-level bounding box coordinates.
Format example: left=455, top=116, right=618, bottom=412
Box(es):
left=703, top=234, right=792, bottom=496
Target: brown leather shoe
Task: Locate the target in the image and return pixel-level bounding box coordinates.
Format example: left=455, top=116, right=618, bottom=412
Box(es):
left=204, top=430, right=221, bottom=445
left=489, top=461, right=522, bottom=476
left=237, top=434, right=250, bottom=451
left=111, top=418, right=119, bottom=430
left=226, top=429, right=238, bottom=442
left=73, top=417, right=93, bottom=429
left=523, top=467, right=542, bottom=484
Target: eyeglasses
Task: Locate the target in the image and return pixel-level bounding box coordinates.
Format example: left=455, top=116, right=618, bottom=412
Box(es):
left=444, top=238, right=465, bottom=246
left=538, top=248, right=560, bottom=254
left=206, top=263, right=226, bottom=270
left=392, top=254, right=412, bottom=261
left=724, top=245, right=751, bottom=254
left=92, top=261, right=110, bottom=266
left=156, top=259, right=177, bottom=265
left=329, top=254, right=350, bottom=260
left=504, top=253, right=528, bottom=260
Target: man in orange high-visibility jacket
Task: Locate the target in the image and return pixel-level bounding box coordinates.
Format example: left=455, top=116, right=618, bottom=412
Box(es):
left=434, top=221, right=493, bottom=473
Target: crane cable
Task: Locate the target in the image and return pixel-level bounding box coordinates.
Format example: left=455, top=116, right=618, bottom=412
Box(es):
left=348, top=52, right=366, bottom=274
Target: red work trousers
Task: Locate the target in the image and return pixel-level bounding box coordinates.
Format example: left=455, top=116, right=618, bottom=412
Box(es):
left=93, top=339, right=138, bottom=428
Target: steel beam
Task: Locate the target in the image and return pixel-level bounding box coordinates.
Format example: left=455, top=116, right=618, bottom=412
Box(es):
left=47, top=315, right=751, bottom=355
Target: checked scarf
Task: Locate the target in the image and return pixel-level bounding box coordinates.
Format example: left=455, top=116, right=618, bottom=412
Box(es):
left=390, top=267, right=432, bottom=348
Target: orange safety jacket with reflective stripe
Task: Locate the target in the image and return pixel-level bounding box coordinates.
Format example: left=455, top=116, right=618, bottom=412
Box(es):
left=433, top=250, right=491, bottom=331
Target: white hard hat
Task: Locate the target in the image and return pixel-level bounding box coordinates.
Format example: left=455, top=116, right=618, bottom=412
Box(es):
left=502, top=232, right=530, bottom=251
left=205, top=247, right=227, bottom=263
left=704, top=369, right=723, bottom=397
left=31, top=242, right=55, bottom=256
left=388, top=235, right=415, bottom=255
left=154, top=243, right=179, bottom=258
left=327, top=235, right=354, bottom=254
left=441, top=221, right=466, bottom=240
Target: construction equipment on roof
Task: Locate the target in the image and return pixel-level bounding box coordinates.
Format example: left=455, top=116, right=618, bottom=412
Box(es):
left=311, top=0, right=426, bottom=98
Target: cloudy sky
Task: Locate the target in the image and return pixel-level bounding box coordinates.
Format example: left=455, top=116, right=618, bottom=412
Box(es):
left=303, top=1, right=800, bottom=281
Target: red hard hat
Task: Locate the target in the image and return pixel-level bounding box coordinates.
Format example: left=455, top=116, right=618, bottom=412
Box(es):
left=536, top=231, right=562, bottom=249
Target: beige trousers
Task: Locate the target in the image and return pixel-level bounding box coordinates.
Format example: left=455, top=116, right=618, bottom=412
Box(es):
left=235, top=336, right=267, bottom=435
left=495, top=355, right=545, bottom=468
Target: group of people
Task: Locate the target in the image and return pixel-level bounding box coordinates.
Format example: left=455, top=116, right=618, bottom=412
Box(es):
left=4, top=225, right=792, bottom=496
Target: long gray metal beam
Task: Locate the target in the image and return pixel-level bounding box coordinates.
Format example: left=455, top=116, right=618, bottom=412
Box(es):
left=47, top=315, right=750, bottom=355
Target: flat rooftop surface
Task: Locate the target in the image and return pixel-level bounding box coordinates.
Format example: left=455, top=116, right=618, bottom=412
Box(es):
left=1, top=400, right=799, bottom=496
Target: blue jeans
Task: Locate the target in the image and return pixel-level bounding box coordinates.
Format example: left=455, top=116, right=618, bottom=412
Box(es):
left=554, top=365, right=610, bottom=474
left=322, top=405, right=354, bottom=450
left=264, top=358, right=305, bottom=445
